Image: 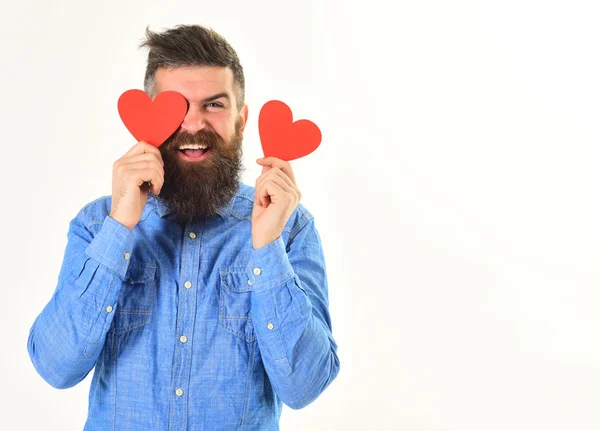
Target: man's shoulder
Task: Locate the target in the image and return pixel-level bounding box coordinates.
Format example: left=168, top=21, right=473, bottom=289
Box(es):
left=72, top=195, right=112, bottom=226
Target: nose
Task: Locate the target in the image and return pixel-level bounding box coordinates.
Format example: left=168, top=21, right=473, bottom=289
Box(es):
left=180, top=104, right=206, bottom=134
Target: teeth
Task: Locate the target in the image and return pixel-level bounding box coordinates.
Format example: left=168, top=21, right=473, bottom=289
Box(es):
left=178, top=144, right=209, bottom=150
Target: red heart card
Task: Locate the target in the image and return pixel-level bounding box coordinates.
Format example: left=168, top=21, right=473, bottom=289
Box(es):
left=118, top=89, right=187, bottom=147
left=258, top=100, right=321, bottom=161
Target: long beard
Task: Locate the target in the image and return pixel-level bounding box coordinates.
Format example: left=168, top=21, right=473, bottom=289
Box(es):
left=153, top=120, right=244, bottom=224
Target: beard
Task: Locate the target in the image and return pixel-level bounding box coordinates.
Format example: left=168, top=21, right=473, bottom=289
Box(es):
left=152, top=120, right=244, bottom=224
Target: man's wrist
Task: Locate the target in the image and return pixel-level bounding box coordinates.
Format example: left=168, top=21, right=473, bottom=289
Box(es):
left=109, top=212, right=135, bottom=231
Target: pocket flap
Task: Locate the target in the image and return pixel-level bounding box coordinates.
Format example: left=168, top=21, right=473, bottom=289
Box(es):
left=125, top=264, right=156, bottom=284
left=219, top=268, right=253, bottom=292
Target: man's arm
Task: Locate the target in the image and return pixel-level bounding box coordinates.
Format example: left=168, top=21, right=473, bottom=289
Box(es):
left=249, top=216, right=340, bottom=409
left=27, top=211, right=134, bottom=389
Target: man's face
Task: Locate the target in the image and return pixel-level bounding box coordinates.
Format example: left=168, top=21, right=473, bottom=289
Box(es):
left=151, top=66, right=248, bottom=224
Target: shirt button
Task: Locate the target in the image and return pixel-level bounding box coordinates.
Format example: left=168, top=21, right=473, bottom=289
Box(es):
left=106, top=305, right=113, bottom=313
left=124, top=252, right=130, bottom=260
left=253, top=268, right=262, bottom=275
left=175, top=388, right=183, bottom=396
left=189, top=232, right=196, bottom=239
left=247, top=279, right=252, bottom=285
left=267, top=322, right=274, bottom=330
left=180, top=335, right=188, bottom=343
left=184, top=281, right=192, bottom=289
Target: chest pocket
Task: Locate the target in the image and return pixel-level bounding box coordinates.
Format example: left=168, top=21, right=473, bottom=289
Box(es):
left=219, top=268, right=256, bottom=342
left=111, top=262, right=157, bottom=335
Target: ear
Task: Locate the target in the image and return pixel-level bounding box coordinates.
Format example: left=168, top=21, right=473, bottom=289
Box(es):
left=239, top=104, right=249, bottom=133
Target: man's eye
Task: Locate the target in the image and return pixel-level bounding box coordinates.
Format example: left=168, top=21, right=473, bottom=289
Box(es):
left=206, top=102, right=223, bottom=108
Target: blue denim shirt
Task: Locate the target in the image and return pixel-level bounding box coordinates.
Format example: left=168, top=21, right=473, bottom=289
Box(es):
left=27, top=181, right=340, bottom=430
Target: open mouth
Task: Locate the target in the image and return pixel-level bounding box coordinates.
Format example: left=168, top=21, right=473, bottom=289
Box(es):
left=178, top=147, right=211, bottom=161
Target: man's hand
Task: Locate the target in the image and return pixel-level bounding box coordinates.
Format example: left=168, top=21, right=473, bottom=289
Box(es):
left=109, top=141, right=165, bottom=231
left=252, top=157, right=302, bottom=249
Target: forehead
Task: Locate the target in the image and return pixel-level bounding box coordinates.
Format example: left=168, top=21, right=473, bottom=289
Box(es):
left=154, top=66, right=235, bottom=101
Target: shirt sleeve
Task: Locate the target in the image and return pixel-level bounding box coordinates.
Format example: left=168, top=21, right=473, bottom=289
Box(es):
left=27, top=212, right=134, bottom=389
left=249, top=216, right=340, bottom=409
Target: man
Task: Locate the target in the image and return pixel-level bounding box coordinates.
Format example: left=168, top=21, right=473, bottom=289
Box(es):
left=27, top=24, right=340, bottom=430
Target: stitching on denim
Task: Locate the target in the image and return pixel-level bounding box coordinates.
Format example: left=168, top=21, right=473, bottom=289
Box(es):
left=220, top=317, right=256, bottom=342
left=288, top=212, right=313, bottom=242
left=83, top=341, right=98, bottom=360
left=110, top=267, right=156, bottom=335
left=80, top=195, right=154, bottom=225
left=220, top=272, right=254, bottom=293
left=77, top=196, right=110, bottom=220
left=76, top=258, right=98, bottom=299
left=83, top=270, right=115, bottom=358
left=270, top=288, right=289, bottom=359
left=221, top=316, right=252, bottom=320
left=270, top=287, right=303, bottom=404
left=115, top=309, right=152, bottom=314
left=296, top=203, right=314, bottom=220
left=168, top=312, right=178, bottom=431
left=274, top=357, right=292, bottom=377
left=110, top=330, right=117, bottom=431
left=240, top=339, right=255, bottom=428
left=253, top=272, right=294, bottom=292
left=139, top=205, right=156, bottom=222
left=219, top=277, right=225, bottom=317
left=236, top=192, right=255, bottom=201
left=87, top=221, right=104, bottom=229
left=219, top=277, right=256, bottom=342
left=229, top=191, right=300, bottom=229
left=230, top=210, right=252, bottom=221
left=110, top=317, right=152, bottom=335
left=230, top=193, right=254, bottom=220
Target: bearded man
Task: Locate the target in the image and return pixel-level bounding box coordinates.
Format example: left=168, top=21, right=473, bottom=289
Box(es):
left=27, top=24, right=340, bottom=430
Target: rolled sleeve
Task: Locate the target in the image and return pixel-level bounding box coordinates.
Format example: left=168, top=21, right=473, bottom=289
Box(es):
left=249, top=236, right=294, bottom=292
left=247, top=217, right=340, bottom=409
left=85, top=215, right=134, bottom=279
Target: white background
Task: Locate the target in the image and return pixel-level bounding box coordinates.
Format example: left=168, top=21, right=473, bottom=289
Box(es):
left=2, top=0, right=600, bottom=430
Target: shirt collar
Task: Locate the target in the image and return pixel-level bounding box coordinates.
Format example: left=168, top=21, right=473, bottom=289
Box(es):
left=146, top=182, right=242, bottom=220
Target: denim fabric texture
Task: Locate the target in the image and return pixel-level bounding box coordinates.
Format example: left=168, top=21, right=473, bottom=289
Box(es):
left=27, top=181, right=340, bottom=430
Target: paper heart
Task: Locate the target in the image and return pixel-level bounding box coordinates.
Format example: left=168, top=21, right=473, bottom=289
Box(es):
left=118, top=89, right=187, bottom=147
left=258, top=100, right=321, bottom=161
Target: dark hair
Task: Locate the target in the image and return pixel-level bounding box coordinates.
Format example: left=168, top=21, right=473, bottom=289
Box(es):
left=139, top=24, right=245, bottom=110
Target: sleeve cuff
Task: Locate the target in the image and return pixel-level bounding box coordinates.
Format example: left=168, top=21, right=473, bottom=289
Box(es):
left=249, top=236, right=294, bottom=292
left=85, top=215, right=134, bottom=279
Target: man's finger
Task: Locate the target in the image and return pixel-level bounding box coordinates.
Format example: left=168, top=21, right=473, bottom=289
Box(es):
left=257, top=157, right=296, bottom=185
left=255, top=168, right=295, bottom=197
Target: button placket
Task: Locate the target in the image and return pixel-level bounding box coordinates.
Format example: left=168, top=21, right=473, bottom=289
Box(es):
left=172, top=221, right=203, bottom=425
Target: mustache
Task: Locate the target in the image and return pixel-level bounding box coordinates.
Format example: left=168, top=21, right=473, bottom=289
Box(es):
left=165, top=128, right=225, bottom=151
